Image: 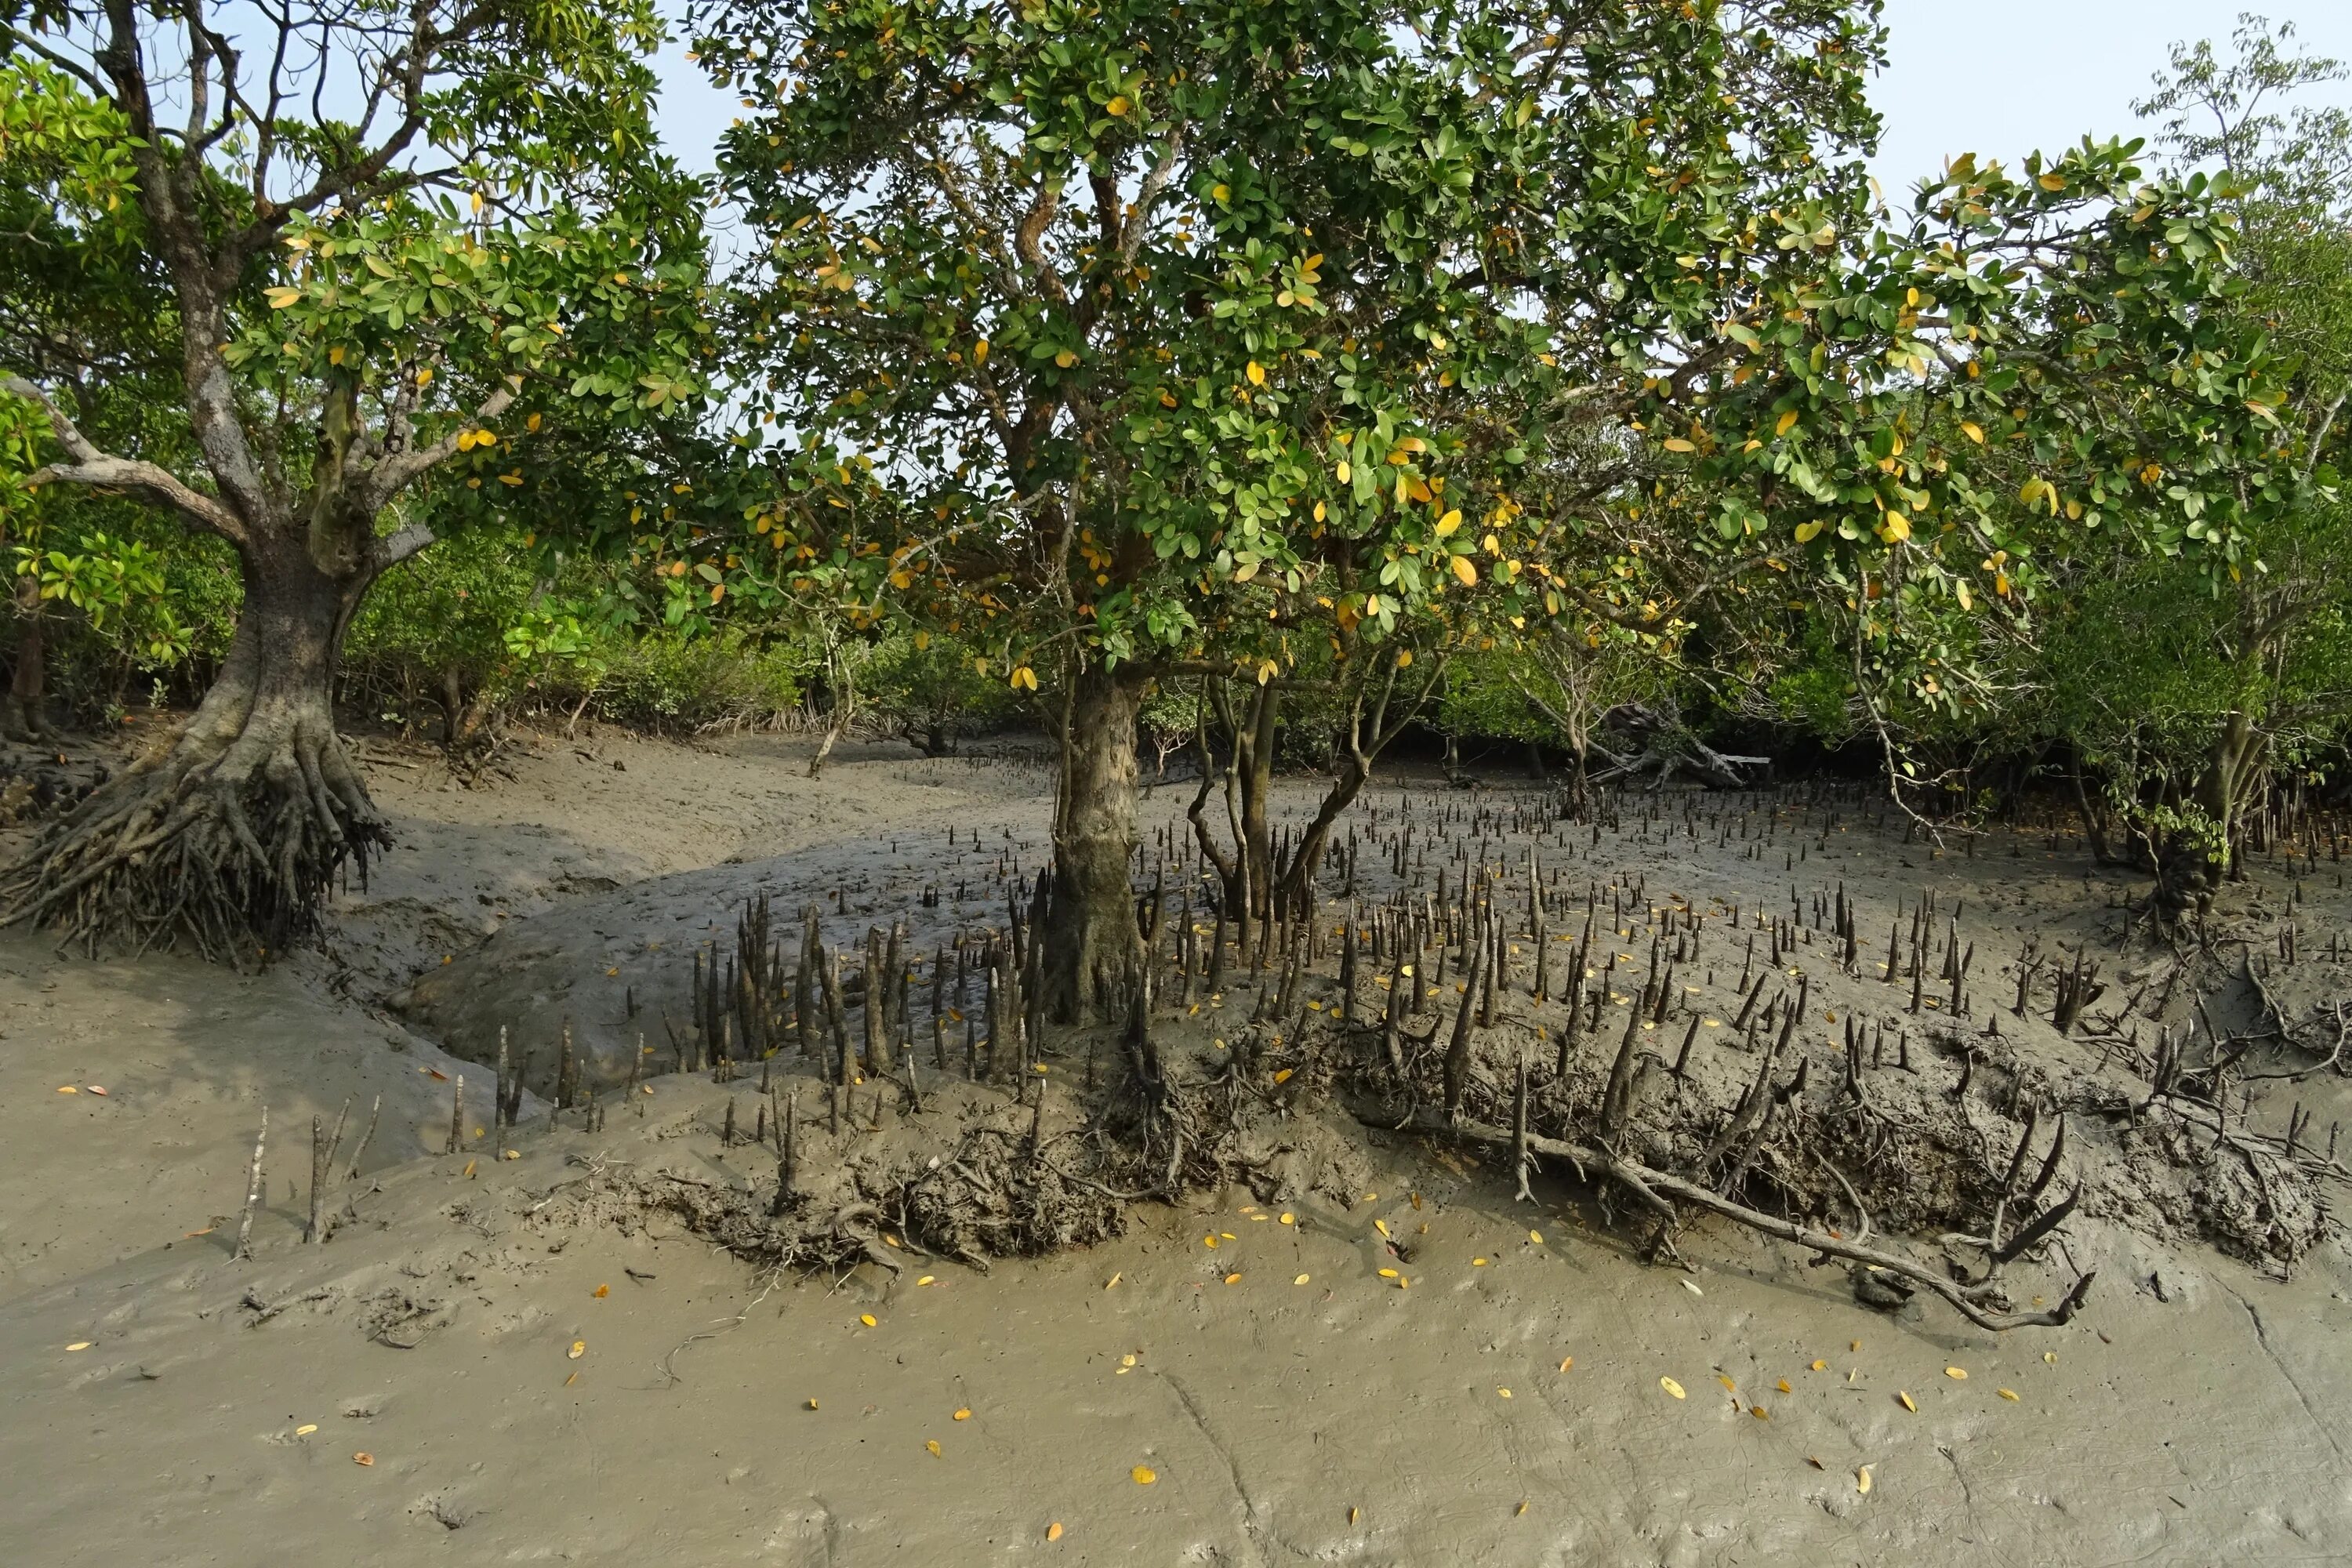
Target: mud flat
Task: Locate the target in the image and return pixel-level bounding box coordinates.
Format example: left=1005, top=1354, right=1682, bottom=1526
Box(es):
left=2, top=726, right=2348, bottom=1565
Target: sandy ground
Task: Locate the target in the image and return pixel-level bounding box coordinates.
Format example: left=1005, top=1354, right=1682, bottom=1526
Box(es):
left=3, top=724, right=2350, bottom=1566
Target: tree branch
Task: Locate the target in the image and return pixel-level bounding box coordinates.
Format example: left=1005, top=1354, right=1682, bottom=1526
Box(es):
left=3, top=374, right=245, bottom=542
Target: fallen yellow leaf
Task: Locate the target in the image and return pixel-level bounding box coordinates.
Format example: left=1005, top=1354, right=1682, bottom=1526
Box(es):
left=859, top=1314, right=877, bottom=1327
left=1377, top=1267, right=1399, bottom=1279
left=917, top=1275, right=936, bottom=1286
left=1998, top=1388, right=2020, bottom=1402
left=1047, top=1522, right=1064, bottom=1541
left=65, top=1341, right=91, bottom=1352
left=296, top=1424, right=318, bottom=1436
left=1497, top=1388, right=1512, bottom=1399
left=354, top=1453, right=375, bottom=1468
left=1717, top=1374, right=1737, bottom=1392
left=1897, top=1391, right=1917, bottom=1412
left=1559, top=1356, right=1573, bottom=1372
left=807, top=1399, right=820, bottom=1409
left=953, top=1407, right=971, bottom=1421
left=593, top=1284, right=608, bottom=1298
left=1777, top=1379, right=1791, bottom=1393
left=568, top=1340, right=586, bottom=1359
left=1945, top=1366, right=1967, bottom=1379
left=1294, top=1273, right=1311, bottom=1285
left=1528, top=1229, right=1544, bottom=1245
left=1105, top=1273, right=1122, bottom=1289
left=1224, top=1272, right=1242, bottom=1285
left=1809, top=1359, right=1827, bottom=1371
left=1661, top=1377, right=1686, bottom=1399
left=1857, top=1465, right=1872, bottom=1494
left=1515, top=1500, right=1530, bottom=1516
left=926, top=1439, right=942, bottom=1456
left=1131, top=1465, right=1157, bottom=1486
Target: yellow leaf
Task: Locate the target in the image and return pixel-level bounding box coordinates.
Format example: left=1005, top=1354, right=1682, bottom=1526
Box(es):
left=1559, top=1356, right=1573, bottom=1371
left=2038, top=172, right=2067, bottom=191
left=1898, top=1390, right=1917, bottom=1412
left=1663, top=438, right=1697, bottom=452
left=1945, top=1367, right=1968, bottom=1380
left=265, top=286, right=300, bottom=310
left=1998, top=1388, right=2020, bottom=1402
left=954, top=1407, right=971, bottom=1420
left=1047, top=1522, right=1064, bottom=1541
left=859, top=1314, right=877, bottom=1327
left=1857, top=1465, right=1873, bottom=1494
left=1794, top=520, right=1824, bottom=543
left=1377, top=1267, right=1399, bottom=1279
left=1718, top=1374, right=1737, bottom=1392
left=64, top=1342, right=91, bottom=1352
left=1515, top=1501, right=1530, bottom=1517
left=1335, top=460, right=1352, bottom=483
left=1777, top=1379, right=1791, bottom=1393
left=296, top=1424, right=318, bottom=1436
left=807, top=1398, right=819, bottom=1409
left=1879, top=515, right=1911, bottom=543
left=972, top=339, right=989, bottom=365
left=1224, top=1272, right=1242, bottom=1285
left=1272, top=1068, right=1294, bottom=1084
left=1294, top=1272, right=1310, bottom=1285
left=1394, top=648, right=1413, bottom=669
left=1661, top=1377, right=1686, bottom=1399
left=1776, top=408, right=1800, bottom=437
left=1497, top=1388, right=1512, bottom=1399
left=568, top=1340, right=586, bottom=1359
left=1451, top=555, right=1479, bottom=586
left=593, top=1284, right=609, bottom=1298
left=1436, top=508, right=1464, bottom=536
left=354, top=1452, right=375, bottom=1467
left=1131, top=1465, right=1157, bottom=1486
left=1054, top=349, right=1077, bottom=368
left=1246, top=361, right=1266, bottom=386
left=926, top=1439, right=943, bottom=1456
left=1961, top=421, right=1985, bottom=444
left=1528, top=1229, right=1543, bottom=1245
left=1105, top=94, right=1131, bottom=117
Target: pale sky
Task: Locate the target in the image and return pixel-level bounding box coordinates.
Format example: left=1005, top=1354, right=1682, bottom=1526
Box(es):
left=648, top=2, right=2352, bottom=198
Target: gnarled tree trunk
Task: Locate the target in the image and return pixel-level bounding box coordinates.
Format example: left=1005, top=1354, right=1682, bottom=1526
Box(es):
left=2, top=572, right=54, bottom=742
left=1042, top=662, right=1147, bottom=1024
left=2151, top=709, right=2262, bottom=923
left=3, top=526, right=387, bottom=959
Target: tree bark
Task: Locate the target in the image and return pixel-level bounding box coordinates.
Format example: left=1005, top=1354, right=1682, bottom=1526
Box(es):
left=2152, top=709, right=2260, bottom=922
left=3, top=528, right=385, bottom=957
left=2, top=572, right=52, bottom=742
left=1042, top=662, right=1147, bottom=1024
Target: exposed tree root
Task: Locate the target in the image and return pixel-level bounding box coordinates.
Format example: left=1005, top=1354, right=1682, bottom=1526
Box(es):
left=0, top=702, right=387, bottom=960
left=1385, top=1109, right=2096, bottom=1332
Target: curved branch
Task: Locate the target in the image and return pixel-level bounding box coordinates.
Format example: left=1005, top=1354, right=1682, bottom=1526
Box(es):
left=3, top=375, right=246, bottom=542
